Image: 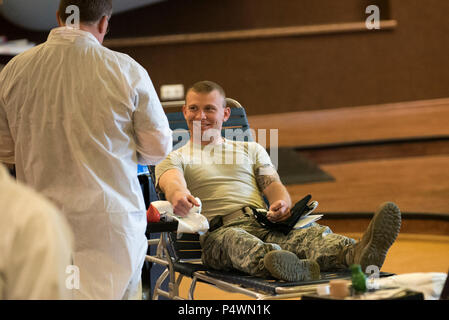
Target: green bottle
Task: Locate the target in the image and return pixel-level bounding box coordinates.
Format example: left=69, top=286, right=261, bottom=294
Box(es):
left=350, top=264, right=367, bottom=293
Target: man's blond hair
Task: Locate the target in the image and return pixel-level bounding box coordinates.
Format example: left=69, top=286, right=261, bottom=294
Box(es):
left=187, top=81, right=226, bottom=107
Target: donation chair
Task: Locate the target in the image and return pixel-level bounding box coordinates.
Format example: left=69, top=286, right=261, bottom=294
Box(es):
left=145, top=98, right=393, bottom=300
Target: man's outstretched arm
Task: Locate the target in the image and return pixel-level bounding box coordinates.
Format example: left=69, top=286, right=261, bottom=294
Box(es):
left=158, top=168, right=200, bottom=216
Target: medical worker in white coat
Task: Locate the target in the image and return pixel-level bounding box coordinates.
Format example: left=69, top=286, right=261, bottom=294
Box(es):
left=0, top=0, right=172, bottom=299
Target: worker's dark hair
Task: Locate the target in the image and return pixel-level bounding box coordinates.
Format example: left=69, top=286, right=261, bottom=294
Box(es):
left=58, top=0, right=113, bottom=24
left=187, top=81, right=226, bottom=107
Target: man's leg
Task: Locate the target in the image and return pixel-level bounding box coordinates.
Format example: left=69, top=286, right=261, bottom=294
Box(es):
left=200, top=224, right=279, bottom=278
left=200, top=216, right=320, bottom=281
left=265, top=202, right=401, bottom=272
left=265, top=223, right=355, bottom=271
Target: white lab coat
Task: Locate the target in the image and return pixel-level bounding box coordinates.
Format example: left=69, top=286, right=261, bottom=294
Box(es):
left=0, top=164, right=74, bottom=300
left=0, top=27, right=173, bottom=299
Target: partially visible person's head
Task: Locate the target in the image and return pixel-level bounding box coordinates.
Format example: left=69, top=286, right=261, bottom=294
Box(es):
left=57, top=0, right=112, bottom=43
left=58, top=0, right=112, bottom=25
left=183, top=81, right=230, bottom=145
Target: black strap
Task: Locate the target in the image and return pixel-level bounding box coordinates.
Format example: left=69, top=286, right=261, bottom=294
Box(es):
left=252, top=194, right=313, bottom=235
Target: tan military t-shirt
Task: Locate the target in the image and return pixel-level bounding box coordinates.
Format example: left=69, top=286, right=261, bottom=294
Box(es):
left=155, top=139, right=274, bottom=220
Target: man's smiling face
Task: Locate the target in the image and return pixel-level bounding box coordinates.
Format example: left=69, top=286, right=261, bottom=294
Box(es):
left=183, top=89, right=230, bottom=145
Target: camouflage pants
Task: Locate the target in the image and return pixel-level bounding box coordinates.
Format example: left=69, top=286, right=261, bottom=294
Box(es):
left=200, top=213, right=356, bottom=277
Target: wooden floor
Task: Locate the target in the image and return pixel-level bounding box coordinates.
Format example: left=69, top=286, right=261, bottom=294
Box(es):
left=172, top=98, right=449, bottom=300
left=176, top=233, right=449, bottom=300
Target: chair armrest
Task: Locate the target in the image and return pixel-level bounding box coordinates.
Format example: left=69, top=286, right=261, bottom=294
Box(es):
left=146, top=220, right=178, bottom=234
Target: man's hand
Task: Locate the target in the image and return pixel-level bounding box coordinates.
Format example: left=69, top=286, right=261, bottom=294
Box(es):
left=170, top=191, right=200, bottom=217
left=267, top=200, right=291, bottom=223
left=158, top=168, right=200, bottom=217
